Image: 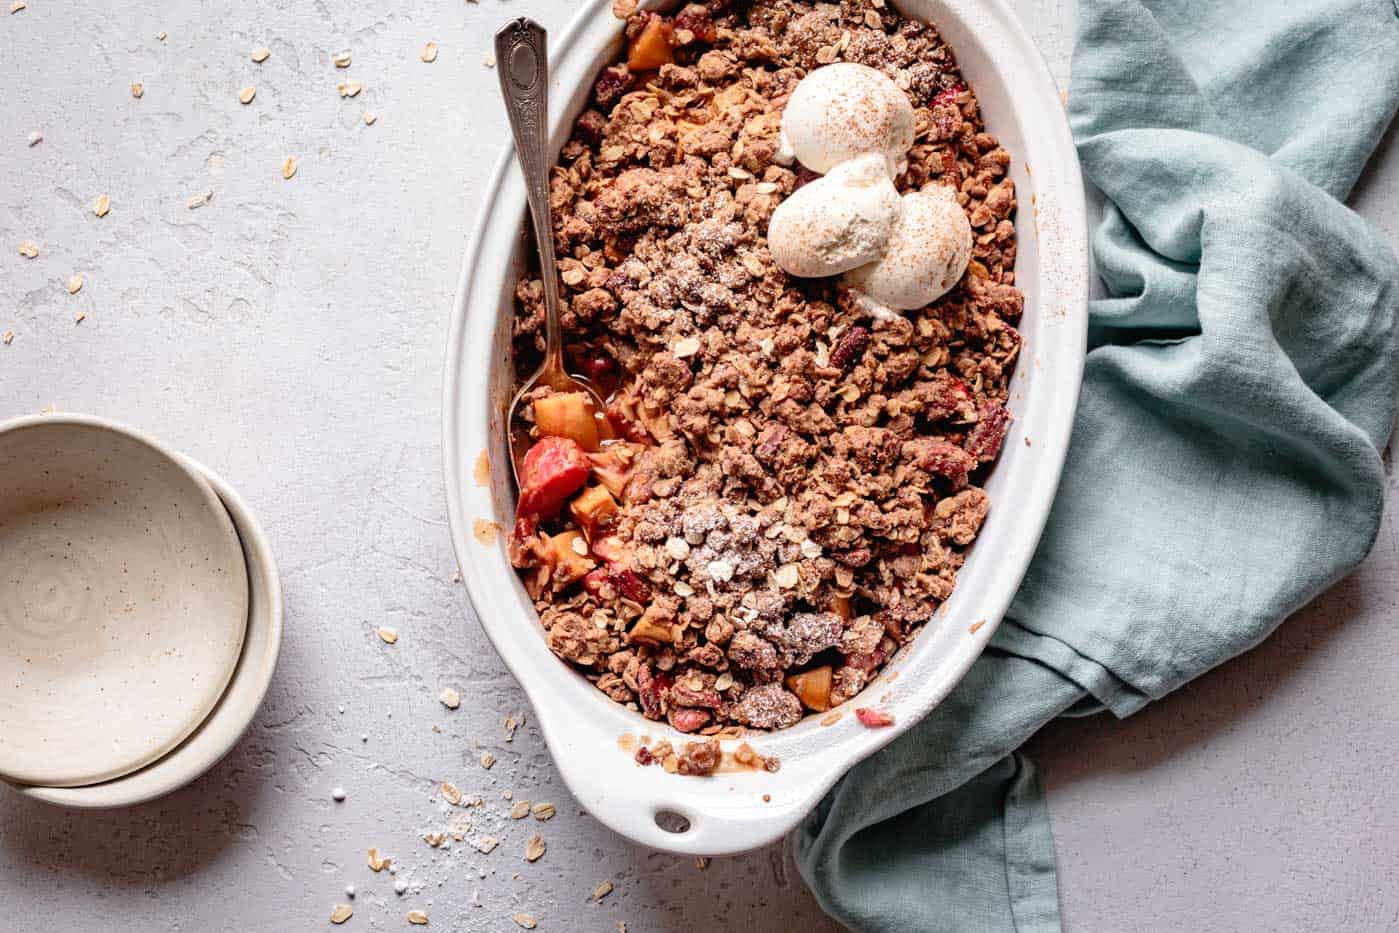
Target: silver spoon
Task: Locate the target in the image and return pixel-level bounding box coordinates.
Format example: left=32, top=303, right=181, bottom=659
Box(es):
left=495, top=18, right=609, bottom=486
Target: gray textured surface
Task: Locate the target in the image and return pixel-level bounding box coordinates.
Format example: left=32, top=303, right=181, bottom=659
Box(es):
left=1, top=1, right=1395, bottom=931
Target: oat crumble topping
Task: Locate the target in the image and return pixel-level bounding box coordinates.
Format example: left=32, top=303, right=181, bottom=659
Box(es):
left=508, top=0, right=1021, bottom=742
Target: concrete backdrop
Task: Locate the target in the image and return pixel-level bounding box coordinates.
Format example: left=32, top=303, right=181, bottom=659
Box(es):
left=2, top=1, right=1395, bottom=930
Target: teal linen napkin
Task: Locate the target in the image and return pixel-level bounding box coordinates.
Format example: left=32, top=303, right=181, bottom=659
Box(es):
left=794, top=2, right=1399, bottom=929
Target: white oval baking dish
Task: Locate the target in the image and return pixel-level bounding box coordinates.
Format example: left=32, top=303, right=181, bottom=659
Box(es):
left=445, top=0, right=1087, bottom=855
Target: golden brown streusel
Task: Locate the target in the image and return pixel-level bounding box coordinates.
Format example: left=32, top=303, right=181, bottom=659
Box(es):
left=510, top=0, right=1021, bottom=736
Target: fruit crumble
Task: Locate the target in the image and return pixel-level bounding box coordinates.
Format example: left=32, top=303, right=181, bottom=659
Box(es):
left=508, top=0, right=1022, bottom=755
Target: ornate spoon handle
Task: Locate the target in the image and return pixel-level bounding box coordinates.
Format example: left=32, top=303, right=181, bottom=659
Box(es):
left=494, top=18, right=561, bottom=364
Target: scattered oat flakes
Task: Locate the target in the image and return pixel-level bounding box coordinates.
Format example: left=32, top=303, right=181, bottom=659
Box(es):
left=376, top=626, right=398, bottom=644
left=420, top=41, right=438, bottom=63
left=512, top=915, right=537, bottom=930
left=503, top=715, right=519, bottom=741
left=338, top=79, right=361, bottom=98
left=612, top=0, right=637, bottom=17
left=251, top=47, right=270, bottom=63
left=26, top=130, right=41, bottom=146
left=239, top=86, right=256, bottom=104
left=969, top=619, right=986, bottom=634
left=591, top=880, right=614, bottom=902
left=774, top=563, right=799, bottom=589
left=2, top=330, right=13, bottom=346
left=531, top=802, right=555, bottom=821
left=423, top=831, right=446, bottom=848
left=474, top=835, right=499, bottom=854
left=673, top=336, right=700, bottom=358
left=439, top=687, right=461, bottom=709
left=10, top=1, right=25, bottom=12
left=695, top=856, right=710, bottom=870
left=93, top=194, right=110, bottom=217
left=73, top=311, right=85, bottom=324
left=367, top=847, right=391, bottom=872
left=330, top=904, right=353, bottom=924
left=156, top=31, right=167, bottom=41
left=186, top=191, right=212, bottom=210
left=440, top=781, right=463, bottom=806
left=362, top=110, right=377, bottom=126
left=130, top=82, right=144, bottom=98
left=407, top=910, right=429, bottom=925
left=66, top=274, right=83, bottom=295
left=483, top=53, right=495, bottom=69
left=282, top=155, right=298, bottom=179
left=332, top=50, right=352, bottom=68
left=479, top=752, right=496, bottom=769
left=524, top=834, right=545, bottom=862
left=17, top=241, right=38, bottom=258
left=509, top=800, right=531, bottom=820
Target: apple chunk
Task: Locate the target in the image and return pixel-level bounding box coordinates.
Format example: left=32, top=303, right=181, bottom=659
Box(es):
left=786, top=665, right=833, bottom=712
left=569, top=484, right=618, bottom=542
left=533, top=392, right=602, bottom=451
left=543, top=530, right=596, bottom=586
left=627, top=15, right=673, bottom=71
left=628, top=607, right=676, bottom=646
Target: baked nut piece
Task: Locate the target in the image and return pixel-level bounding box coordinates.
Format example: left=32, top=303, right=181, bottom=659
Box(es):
left=509, top=0, right=1022, bottom=738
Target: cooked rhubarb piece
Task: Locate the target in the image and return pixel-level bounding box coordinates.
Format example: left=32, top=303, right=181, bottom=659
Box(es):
left=543, top=530, right=597, bottom=586
left=508, top=513, right=540, bottom=567
left=636, top=666, right=673, bottom=719
left=786, top=665, right=834, bottom=712
left=626, top=15, right=674, bottom=71
left=516, top=437, right=591, bottom=518
left=669, top=708, right=710, bottom=733
left=855, top=707, right=895, bottom=728
left=533, top=391, right=603, bottom=451
left=605, top=397, right=654, bottom=444
left=672, top=4, right=717, bottom=43
left=569, top=484, right=619, bottom=542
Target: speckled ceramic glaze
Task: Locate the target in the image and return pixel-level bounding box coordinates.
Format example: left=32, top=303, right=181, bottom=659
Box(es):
left=445, top=0, right=1088, bottom=854
left=15, top=456, right=284, bottom=808
left=0, top=415, right=249, bottom=788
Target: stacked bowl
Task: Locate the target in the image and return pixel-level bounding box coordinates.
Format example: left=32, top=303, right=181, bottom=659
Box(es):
left=0, top=414, right=281, bottom=807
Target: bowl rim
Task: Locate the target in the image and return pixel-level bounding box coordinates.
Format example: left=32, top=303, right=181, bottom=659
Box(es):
left=443, top=0, right=1088, bottom=854
left=6, top=442, right=283, bottom=809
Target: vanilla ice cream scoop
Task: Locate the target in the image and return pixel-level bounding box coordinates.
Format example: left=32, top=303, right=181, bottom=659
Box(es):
left=767, top=153, right=901, bottom=278
left=780, top=63, right=915, bottom=175
left=844, top=185, right=973, bottom=313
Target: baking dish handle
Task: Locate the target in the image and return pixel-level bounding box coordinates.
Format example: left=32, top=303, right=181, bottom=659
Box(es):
left=552, top=743, right=827, bottom=856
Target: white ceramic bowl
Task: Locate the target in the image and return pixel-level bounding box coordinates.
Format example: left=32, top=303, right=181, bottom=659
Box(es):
left=8, top=455, right=283, bottom=809
left=0, top=415, right=249, bottom=788
left=445, top=0, right=1088, bottom=855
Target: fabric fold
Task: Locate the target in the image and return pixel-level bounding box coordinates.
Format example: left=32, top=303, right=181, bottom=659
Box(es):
left=796, top=1, right=1399, bottom=929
